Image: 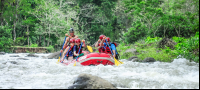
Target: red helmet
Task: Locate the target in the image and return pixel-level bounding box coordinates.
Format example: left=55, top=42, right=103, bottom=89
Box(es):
left=106, top=37, right=110, bottom=42
left=70, top=38, right=75, bottom=43
left=75, top=38, right=81, bottom=43
left=99, top=35, right=105, bottom=40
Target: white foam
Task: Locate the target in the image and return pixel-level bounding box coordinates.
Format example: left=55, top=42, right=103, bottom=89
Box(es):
left=0, top=53, right=199, bottom=89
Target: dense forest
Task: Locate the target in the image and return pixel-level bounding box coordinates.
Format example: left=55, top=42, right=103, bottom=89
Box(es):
left=0, top=0, right=199, bottom=62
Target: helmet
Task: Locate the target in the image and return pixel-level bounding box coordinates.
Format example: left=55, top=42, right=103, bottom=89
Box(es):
left=69, top=28, right=74, bottom=32
left=70, top=38, right=75, bottom=43
left=75, top=38, right=81, bottom=43
left=99, top=35, right=105, bottom=40
left=106, top=37, right=110, bottom=42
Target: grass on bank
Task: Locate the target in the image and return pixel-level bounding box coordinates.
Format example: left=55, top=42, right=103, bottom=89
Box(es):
left=117, top=32, right=199, bottom=63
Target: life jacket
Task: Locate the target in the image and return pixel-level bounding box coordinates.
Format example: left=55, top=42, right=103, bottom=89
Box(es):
left=66, top=45, right=74, bottom=57
left=75, top=44, right=83, bottom=54
left=98, top=43, right=106, bottom=53
left=105, top=43, right=118, bottom=54
left=68, top=35, right=76, bottom=46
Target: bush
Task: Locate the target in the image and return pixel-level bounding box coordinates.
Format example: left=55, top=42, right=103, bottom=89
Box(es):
left=14, top=37, right=27, bottom=46
left=173, top=32, right=199, bottom=62
left=0, top=26, right=13, bottom=52
left=46, top=45, right=54, bottom=53
left=30, top=44, right=38, bottom=47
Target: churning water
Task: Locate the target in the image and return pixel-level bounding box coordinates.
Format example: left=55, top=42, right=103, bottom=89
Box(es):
left=0, top=53, right=199, bottom=89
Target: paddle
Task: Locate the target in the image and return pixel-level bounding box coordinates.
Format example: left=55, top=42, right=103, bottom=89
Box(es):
left=57, top=36, right=67, bottom=64
left=61, top=46, right=72, bottom=63
left=105, top=38, right=122, bottom=66
left=87, top=45, right=93, bottom=53
left=74, top=41, right=83, bottom=66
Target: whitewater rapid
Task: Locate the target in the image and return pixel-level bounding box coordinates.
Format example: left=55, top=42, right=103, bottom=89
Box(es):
left=0, top=53, right=199, bottom=89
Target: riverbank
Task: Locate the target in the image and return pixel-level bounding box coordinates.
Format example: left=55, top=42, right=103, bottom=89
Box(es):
left=117, top=32, right=199, bottom=63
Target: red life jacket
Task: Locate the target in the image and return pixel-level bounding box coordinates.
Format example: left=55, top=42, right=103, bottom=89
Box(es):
left=105, top=43, right=117, bottom=54
left=98, top=43, right=106, bottom=53
left=66, top=45, right=74, bottom=57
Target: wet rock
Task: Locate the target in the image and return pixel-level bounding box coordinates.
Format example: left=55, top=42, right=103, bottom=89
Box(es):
left=142, top=57, right=156, bottom=62
left=128, top=56, right=142, bottom=62
left=0, top=52, right=5, bottom=55
left=41, top=56, right=47, bottom=59
left=9, top=55, right=20, bottom=57
left=158, top=38, right=177, bottom=49
left=26, top=53, right=39, bottom=57
left=47, top=51, right=60, bottom=59
left=68, top=73, right=117, bottom=89
left=16, top=58, right=29, bottom=60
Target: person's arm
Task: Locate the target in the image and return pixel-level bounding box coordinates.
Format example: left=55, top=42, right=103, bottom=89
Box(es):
left=65, top=33, right=79, bottom=39
left=95, top=39, right=101, bottom=47
left=61, top=37, right=69, bottom=52
left=111, top=44, right=116, bottom=58
left=82, top=40, right=86, bottom=47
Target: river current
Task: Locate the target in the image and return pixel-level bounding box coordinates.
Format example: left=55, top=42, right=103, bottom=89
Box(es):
left=0, top=53, right=199, bottom=89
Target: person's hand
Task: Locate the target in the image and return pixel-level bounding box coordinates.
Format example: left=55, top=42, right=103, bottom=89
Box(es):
left=60, top=49, right=63, bottom=52
left=113, top=54, right=116, bottom=58
left=82, top=40, right=85, bottom=43
left=76, top=54, right=79, bottom=56
left=98, top=39, right=101, bottom=42
left=65, top=33, right=69, bottom=37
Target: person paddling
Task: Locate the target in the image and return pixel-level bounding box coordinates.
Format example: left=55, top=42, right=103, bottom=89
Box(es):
left=101, top=37, right=119, bottom=59
left=73, top=38, right=87, bottom=58
left=61, top=38, right=75, bottom=61
left=95, top=35, right=106, bottom=53
left=60, top=28, right=78, bottom=60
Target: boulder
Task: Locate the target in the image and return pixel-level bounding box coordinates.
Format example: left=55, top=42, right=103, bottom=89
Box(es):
left=16, top=58, right=29, bottom=60
left=26, top=53, right=39, bottom=57
left=128, top=56, right=142, bottom=62
left=68, top=73, right=117, bottom=89
left=158, top=38, right=177, bottom=49
left=142, top=57, right=156, bottom=62
left=9, top=55, right=20, bottom=57
left=46, top=51, right=60, bottom=59
left=0, top=52, right=5, bottom=55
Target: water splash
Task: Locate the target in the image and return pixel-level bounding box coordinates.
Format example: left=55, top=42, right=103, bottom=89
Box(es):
left=0, top=53, right=199, bottom=89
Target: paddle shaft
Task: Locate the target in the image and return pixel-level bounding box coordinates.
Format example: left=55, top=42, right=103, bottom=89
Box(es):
left=62, top=46, right=72, bottom=63
left=60, top=36, right=67, bottom=56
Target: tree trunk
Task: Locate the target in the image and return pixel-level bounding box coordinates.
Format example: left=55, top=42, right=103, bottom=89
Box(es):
left=44, top=35, right=46, bottom=47
left=27, top=25, right=29, bottom=47
left=47, top=24, right=50, bottom=47
left=39, top=35, right=42, bottom=46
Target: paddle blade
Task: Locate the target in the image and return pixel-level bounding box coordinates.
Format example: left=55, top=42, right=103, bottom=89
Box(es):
left=87, top=45, right=93, bottom=53
left=57, top=57, right=60, bottom=64
left=74, top=61, right=77, bottom=66
left=118, top=60, right=124, bottom=64
left=114, top=58, right=121, bottom=66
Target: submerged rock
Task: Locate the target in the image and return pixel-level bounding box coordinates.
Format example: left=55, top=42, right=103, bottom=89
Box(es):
left=9, top=55, right=20, bottom=57
left=46, top=51, right=60, bottom=59
left=26, top=54, right=39, bottom=57
left=142, top=57, right=156, bottom=62
left=68, top=73, right=117, bottom=89
left=16, top=58, right=29, bottom=60
left=0, top=52, right=5, bottom=55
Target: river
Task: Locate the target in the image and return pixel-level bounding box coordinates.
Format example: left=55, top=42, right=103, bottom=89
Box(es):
left=0, top=53, right=199, bottom=89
